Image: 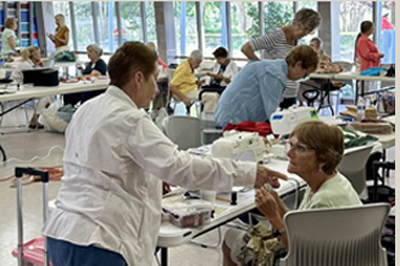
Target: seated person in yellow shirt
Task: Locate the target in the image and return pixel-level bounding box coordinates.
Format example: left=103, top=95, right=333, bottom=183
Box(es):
left=169, top=50, right=219, bottom=113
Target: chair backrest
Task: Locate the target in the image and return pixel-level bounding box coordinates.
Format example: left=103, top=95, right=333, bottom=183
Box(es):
left=164, top=116, right=201, bottom=150
left=280, top=203, right=391, bottom=266
left=333, top=61, right=354, bottom=72
left=338, top=144, right=374, bottom=195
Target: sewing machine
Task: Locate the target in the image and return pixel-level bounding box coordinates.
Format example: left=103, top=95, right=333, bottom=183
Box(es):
left=211, top=131, right=266, bottom=163
left=270, top=106, right=319, bottom=135
left=270, top=106, right=318, bottom=160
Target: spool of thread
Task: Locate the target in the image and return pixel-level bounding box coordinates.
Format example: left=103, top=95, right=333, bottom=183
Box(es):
left=230, top=191, right=237, bottom=205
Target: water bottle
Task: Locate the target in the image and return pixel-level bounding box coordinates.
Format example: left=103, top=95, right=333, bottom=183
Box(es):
left=356, top=97, right=366, bottom=121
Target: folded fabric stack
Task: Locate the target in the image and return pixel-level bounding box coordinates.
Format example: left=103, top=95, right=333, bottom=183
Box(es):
left=348, top=122, right=393, bottom=135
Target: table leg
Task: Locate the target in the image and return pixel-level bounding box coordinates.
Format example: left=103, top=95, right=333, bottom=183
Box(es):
left=355, top=80, right=359, bottom=104
left=372, top=161, right=379, bottom=202
left=161, top=247, right=168, bottom=266
left=0, top=144, right=6, bottom=161
left=361, top=80, right=365, bottom=98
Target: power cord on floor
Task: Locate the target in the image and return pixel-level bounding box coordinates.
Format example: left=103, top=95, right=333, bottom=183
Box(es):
left=0, top=145, right=65, bottom=168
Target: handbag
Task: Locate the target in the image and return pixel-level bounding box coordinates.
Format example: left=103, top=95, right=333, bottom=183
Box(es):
left=237, top=223, right=286, bottom=266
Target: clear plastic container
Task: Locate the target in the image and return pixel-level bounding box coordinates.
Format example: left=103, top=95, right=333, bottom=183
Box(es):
left=356, top=97, right=365, bottom=121
left=163, top=199, right=214, bottom=228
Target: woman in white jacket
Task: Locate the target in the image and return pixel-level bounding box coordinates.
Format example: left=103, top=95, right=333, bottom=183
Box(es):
left=43, top=42, right=287, bottom=266
left=206, top=46, right=239, bottom=88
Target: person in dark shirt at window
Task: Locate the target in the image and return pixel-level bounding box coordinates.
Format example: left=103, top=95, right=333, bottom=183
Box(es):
left=64, top=44, right=107, bottom=106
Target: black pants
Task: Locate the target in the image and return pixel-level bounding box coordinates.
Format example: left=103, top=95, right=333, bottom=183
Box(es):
left=64, top=89, right=106, bottom=106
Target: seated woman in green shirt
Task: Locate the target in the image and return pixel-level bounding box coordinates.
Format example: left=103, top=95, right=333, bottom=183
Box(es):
left=223, top=120, right=362, bottom=265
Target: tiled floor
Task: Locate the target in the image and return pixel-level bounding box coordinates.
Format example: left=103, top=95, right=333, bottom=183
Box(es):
left=0, top=103, right=395, bottom=266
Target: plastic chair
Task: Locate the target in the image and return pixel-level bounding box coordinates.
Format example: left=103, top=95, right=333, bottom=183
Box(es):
left=164, top=116, right=202, bottom=150
left=338, top=144, right=374, bottom=195
left=280, top=203, right=391, bottom=266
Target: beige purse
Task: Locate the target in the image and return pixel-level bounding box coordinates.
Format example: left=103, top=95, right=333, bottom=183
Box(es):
left=236, top=223, right=286, bottom=266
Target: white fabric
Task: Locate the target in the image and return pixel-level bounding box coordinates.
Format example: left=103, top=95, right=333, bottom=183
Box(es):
left=43, top=86, right=257, bottom=265
left=11, top=60, right=35, bottom=84
left=211, top=60, right=240, bottom=87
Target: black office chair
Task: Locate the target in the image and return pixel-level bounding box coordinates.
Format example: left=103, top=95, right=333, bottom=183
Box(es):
left=301, top=81, right=342, bottom=115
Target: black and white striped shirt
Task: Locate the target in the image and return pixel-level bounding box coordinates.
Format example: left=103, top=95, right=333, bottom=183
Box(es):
left=250, top=28, right=298, bottom=99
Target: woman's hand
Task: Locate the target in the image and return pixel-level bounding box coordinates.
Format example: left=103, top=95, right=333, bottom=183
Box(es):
left=162, top=182, right=171, bottom=195
left=37, top=61, right=44, bottom=67
left=255, top=186, right=280, bottom=219
left=254, top=165, right=287, bottom=189
left=214, top=74, right=224, bottom=80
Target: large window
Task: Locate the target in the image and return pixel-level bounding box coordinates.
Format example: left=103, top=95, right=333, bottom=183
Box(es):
left=119, top=2, right=143, bottom=42
left=263, top=2, right=294, bottom=36
left=377, top=1, right=395, bottom=64
left=145, top=2, right=157, bottom=44
left=173, top=2, right=197, bottom=57
left=339, top=1, right=373, bottom=62
left=230, top=2, right=257, bottom=58
left=73, top=2, right=95, bottom=51
left=96, top=2, right=118, bottom=53
left=201, top=2, right=224, bottom=57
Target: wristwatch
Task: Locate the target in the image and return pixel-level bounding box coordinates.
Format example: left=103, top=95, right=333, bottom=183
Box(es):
left=272, top=227, right=286, bottom=238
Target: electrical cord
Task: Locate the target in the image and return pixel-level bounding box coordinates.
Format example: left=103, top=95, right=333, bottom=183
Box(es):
left=285, top=177, right=302, bottom=210
left=0, top=145, right=64, bottom=166
left=0, top=145, right=65, bottom=182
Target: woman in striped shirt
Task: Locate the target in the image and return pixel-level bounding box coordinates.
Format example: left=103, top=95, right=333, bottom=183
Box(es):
left=241, top=8, right=322, bottom=109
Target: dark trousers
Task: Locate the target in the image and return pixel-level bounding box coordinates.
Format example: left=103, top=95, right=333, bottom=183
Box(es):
left=47, top=237, right=128, bottom=266
left=64, top=89, right=106, bottom=106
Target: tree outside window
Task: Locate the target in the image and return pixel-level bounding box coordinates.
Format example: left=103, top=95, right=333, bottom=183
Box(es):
left=119, top=2, right=143, bottom=43
left=73, top=1, right=95, bottom=51
left=174, top=2, right=197, bottom=57
left=145, top=2, right=157, bottom=44
left=96, top=2, right=118, bottom=53
left=201, top=2, right=223, bottom=57
left=230, top=2, right=257, bottom=58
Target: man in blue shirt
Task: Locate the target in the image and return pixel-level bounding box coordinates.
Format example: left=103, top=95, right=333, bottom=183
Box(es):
left=215, top=45, right=319, bottom=128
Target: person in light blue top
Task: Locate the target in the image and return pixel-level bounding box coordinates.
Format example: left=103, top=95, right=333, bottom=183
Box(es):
left=1, top=18, right=19, bottom=56
left=215, top=45, right=319, bottom=128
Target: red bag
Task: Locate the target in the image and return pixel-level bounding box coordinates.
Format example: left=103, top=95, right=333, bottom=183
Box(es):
left=224, top=121, right=272, bottom=137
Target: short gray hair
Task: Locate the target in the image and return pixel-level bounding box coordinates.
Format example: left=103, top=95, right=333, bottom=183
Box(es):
left=293, top=8, right=322, bottom=32
left=189, top=50, right=203, bottom=62
left=87, top=44, right=103, bottom=57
